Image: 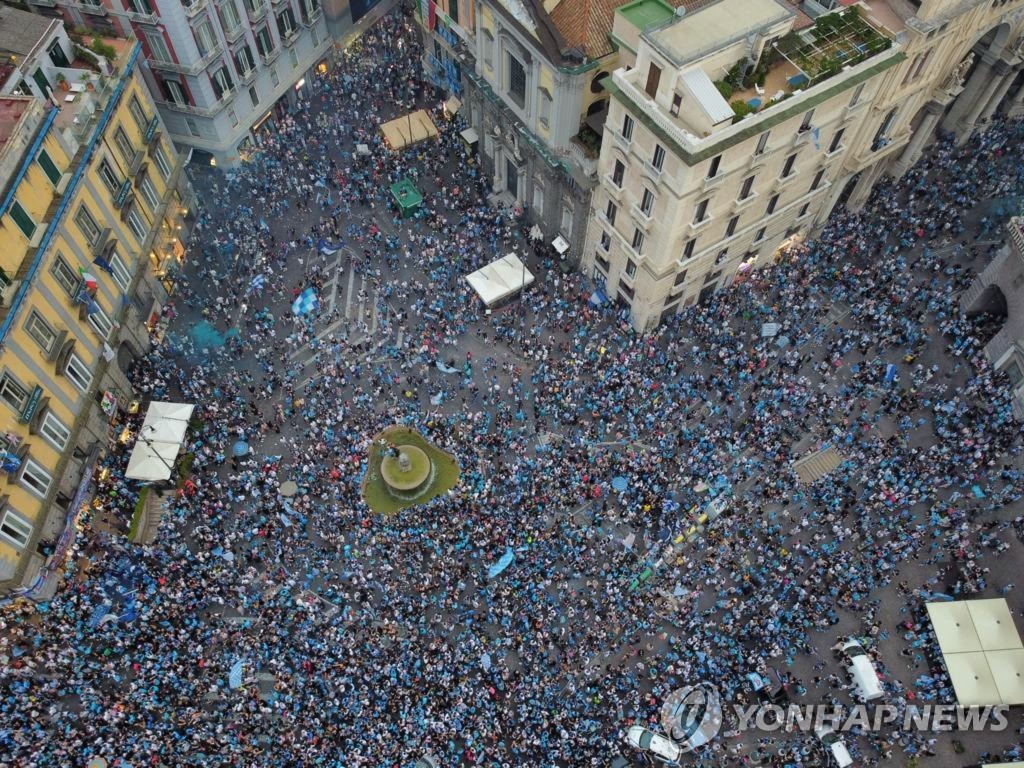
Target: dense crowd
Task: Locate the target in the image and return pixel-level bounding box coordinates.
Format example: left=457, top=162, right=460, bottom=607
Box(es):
left=2, top=7, right=1024, bottom=767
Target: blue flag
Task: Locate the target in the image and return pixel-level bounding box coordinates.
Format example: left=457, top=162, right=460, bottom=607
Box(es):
left=229, top=660, right=244, bottom=689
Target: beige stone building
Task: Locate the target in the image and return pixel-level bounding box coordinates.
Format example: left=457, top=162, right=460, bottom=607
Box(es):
left=583, top=0, right=1024, bottom=330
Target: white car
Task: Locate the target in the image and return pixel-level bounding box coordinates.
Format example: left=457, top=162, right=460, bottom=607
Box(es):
left=626, top=726, right=682, bottom=765
left=815, top=725, right=854, bottom=767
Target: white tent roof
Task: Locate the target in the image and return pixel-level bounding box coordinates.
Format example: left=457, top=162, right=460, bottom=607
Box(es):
left=465, top=253, right=535, bottom=308
left=125, top=401, right=195, bottom=482
left=927, top=598, right=1024, bottom=706
left=967, top=598, right=1024, bottom=651
left=926, top=602, right=982, bottom=653
left=944, top=652, right=1000, bottom=706
left=987, top=649, right=1024, bottom=704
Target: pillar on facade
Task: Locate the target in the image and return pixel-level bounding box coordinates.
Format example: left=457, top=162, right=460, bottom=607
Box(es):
left=955, top=59, right=1011, bottom=141
left=980, top=65, right=1022, bottom=123
left=891, top=101, right=943, bottom=178
left=941, top=54, right=994, bottom=134
left=846, top=162, right=884, bottom=211
left=1006, top=78, right=1024, bottom=118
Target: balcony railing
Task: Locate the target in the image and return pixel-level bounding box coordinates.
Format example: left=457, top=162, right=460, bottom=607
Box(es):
left=247, top=0, right=268, bottom=20
left=184, top=0, right=208, bottom=17
left=148, top=45, right=222, bottom=75
left=155, top=89, right=232, bottom=117
left=259, top=47, right=280, bottom=65
left=224, top=23, right=246, bottom=43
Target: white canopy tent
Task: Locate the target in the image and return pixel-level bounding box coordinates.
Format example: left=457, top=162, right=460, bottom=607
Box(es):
left=125, top=401, right=195, bottom=482
left=465, top=253, right=535, bottom=308
left=926, top=598, right=1024, bottom=706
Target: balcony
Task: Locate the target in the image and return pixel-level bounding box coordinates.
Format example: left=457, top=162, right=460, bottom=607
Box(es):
left=238, top=65, right=258, bottom=85
left=566, top=135, right=598, bottom=178
left=247, top=0, right=268, bottom=20
left=686, top=215, right=713, bottom=237
left=642, top=160, right=664, bottom=182
left=281, top=28, right=301, bottom=47
left=149, top=45, right=222, bottom=76
left=79, top=1, right=108, bottom=15
left=259, top=47, right=280, bottom=66
left=126, top=8, right=159, bottom=23
left=155, top=91, right=231, bottom=117
left=184, top=0, right=208, bottom=17
left=612, top=130, right=632, bottom=153
left=224, top=23, right=246, bottom=43
left=702, top=172, right=725, bottom=192
left=731, top=191, right=759, bottom=213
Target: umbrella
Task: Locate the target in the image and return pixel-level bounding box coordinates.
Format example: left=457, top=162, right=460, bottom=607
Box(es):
left=611, top=476, right=628, bottom=492
left=279, top=480, right=299, bottom=497
left=292, top=287, right=320, bottom=316
left=232, top=441, right=250, bottom=457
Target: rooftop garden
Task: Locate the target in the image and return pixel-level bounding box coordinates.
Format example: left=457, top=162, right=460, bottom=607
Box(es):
left=774, top=7, right=892, bottom=84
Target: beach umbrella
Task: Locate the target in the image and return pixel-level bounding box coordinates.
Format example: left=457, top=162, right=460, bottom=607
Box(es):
left=232, top=441, right=250, bottom=457
left=279, top=480, right=299, bottom=497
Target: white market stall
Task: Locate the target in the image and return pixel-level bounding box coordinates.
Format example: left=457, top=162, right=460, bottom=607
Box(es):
left=125, top=401, right=196, bottom=482
left=926, top=598, right=1024, bottom=706
left=465, top=253, right=534, bottom=308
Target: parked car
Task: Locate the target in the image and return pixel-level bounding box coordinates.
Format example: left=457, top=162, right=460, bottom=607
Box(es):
left=626, top=725, right=682, bottom=765
left=815, top=724, right=854, bottom=767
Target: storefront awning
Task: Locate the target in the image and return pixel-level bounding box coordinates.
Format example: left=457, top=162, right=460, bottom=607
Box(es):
left=460, top=127, right=479, bottom=146
left=465, top=253, right=534, bottom=308
left=444, top=96, right=462, bottom=115
left=125, top=401, right=195, bottom=482
left=552, top=235, right=570, bottom=255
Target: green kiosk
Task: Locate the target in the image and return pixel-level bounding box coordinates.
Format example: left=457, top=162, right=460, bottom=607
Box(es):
left=390, top=179, right=423, bottom=218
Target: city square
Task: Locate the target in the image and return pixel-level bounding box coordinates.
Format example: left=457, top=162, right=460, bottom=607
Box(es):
left=2, top=0, right=1024, bottom=766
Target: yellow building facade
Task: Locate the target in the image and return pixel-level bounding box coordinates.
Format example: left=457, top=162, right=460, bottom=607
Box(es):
left=0, top=18, right=192, bottom=597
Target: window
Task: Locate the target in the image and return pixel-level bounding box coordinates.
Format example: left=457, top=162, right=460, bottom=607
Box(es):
left=88, top=303, right=113, bottom=339
left=810, top=168, right=825, bottom=191
left=249, top=85, right=259, bottom=108
left=622, top=114, right=634, bottom=141
left=221, top=0, right=242, bottom=31
left=64, top=353, right=93, bottom=393
left=186, top=118, right=201, bottom=137
left=645, top=62, right=661, bottom=98
left=781, top=153, right=796, bottom=178
left=600, top=230, right=611, bottom=251
left=670, top=93, right=682, bottom=116
left=640, top=188, right=654, bottom=216
left=194, top=20, right=217, bottom=56
left=129, top=96, right=148, bottom=134
left=40, top=411, right=71, bottom=451
left=448, top=0, right=459, bottom=23
left=25, top=311, right=57, bottom=353
left=20, top=459, right=52, bottom=498
left=726, top=215, right=739, bottom=237
left=51, top=254, right=79, bottom=296
left=704, top=269, right=722, bottom=285
left=228, top=108, right=239, bottom=127
left=605, top=199, right=618, bottom=225
left=631, top=228, right=644, bottom=252
left=799, top=109, right=814, bottom=132
left=766, top=193, right=779, bottom=214
left=706, top=155, right=721, bottom=179
left=618, top=281, right=634, bottom=301
left=508, top=53, right=526, bottom=107
left=849, top=83, right=864, bottom=107
left=0, top=510, right=32, bottom=550
left=755, top=131, right=769, bottom=156
left=288, top=46, right=299, bottom=69
left=674, top=270, right=688, bottom=286
left=8, top=201, right=36, bottom=240
left=37, top=149, right=62, bottom=185
left=127, top=0, right=153, bottom=12
left=715, top=248, right=729, bottom=265
left=595, top=254, right=610, bottom=273
left=75, top=206, right=101, bottom=246
left=0, top=373, right=29, bottom=412
left=828, top=128, right=845, bottom=154
left=612, top=160, right=624, bottom=188
left=114, top=127, right=134, bottom=164
left=212, top=66, right=234, bottom=99
left=146, top=30, right=172, bottom=62
left=235, top=44, right=256, bottom=76
left=754, top=226, right=766, bottom=242
left=163, top=79, right=187, bottom=106
left=109, top=252, right=131, bottom=292
left=126, top=207, right=149, bottom=241
left=140, top=176, right=160, bottom=211
left=625, top=259, right=637, bottom=277
left=277, top=7, right=297, bottom=37
left=739, top=175, right=754, bottom=200
left=97, top=157, right=121, bottom=195
left=311, top=24, right=320, bottom=47
left=255, top=26, right=274, bottom=57
left=798, top=202, right=810, bottom=217
left=693, top=199, right=708, bottom=224
left=270, top=66, right=279, bottom=87
left=682, top=238, right=696, bottom=260
left=652, top=144, right=666, bottom=172
left=538, top=88, right=552, bottom=127
left=152, top=143, right=172, bottom=179
left=482, top=30, right=494, bottom=68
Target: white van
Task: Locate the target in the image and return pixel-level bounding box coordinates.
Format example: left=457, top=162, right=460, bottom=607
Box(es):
left=840, top=639, right=884, bottom=702
left=815, top=725, right=854, bottom=767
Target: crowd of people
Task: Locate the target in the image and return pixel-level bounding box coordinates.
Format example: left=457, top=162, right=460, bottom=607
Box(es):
left=2, top=6, right=1024, bottom=766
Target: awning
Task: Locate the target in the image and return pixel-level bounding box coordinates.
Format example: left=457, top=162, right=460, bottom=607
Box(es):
left=444, top=96, right=462, bottom=115
left=460, top=127, right=479, bottom=146
left=552, top=235, right=570, bottom=255
left=465, top=253, right=535, bottom=308
left=125, top=401, right=195, bottom=482
left=380, top=110, right=439, bottom=150
left=927, top=598, right=1024, bottom=706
